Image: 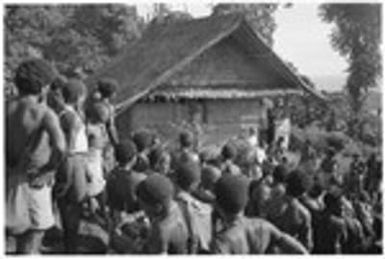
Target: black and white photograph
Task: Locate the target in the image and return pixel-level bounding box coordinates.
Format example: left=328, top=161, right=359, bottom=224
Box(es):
left=3, top=1, right=383, bottom=255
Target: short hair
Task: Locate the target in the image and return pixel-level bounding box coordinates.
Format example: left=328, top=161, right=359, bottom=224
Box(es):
left=215, top=175, right=249, bottom=215
left=87, top=102, right=110, bottom=123
left=273, top=165, right=289, bottom=183
left=175, top=160, right=201, bottom=191
left=324, top=193, right=342, bottom=211
left=50, top=75, right=67, bottom=91
left=97, top=78, right=118, bottom=98
left=179, top=131, right=194, bottom=148
left=62, top=79, right=87, bottom=104
left=132, top=130, right=152, bottom=152
left=14, top=59, right=56, bottom=95
left=115, top=140, right=137, bottom=165
left=308, top=183, right=324, bottom=198
left=221, top=143, right=237, bottom=160
left=136, top=174, right=174, bottom=207
left=148, top=146, right=164, bottom=168
left=286, top=169, right=312, bottom=197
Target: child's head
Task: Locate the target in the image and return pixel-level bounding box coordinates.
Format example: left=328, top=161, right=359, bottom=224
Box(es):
left=201, top=165, right=222, bottom=191
left=87, top=102, right=110, bottom=124
left=97, top=78, right=118, bottom=100
left=249, top=179, right=271, bottom=206
left=148, top=147, right=171, bottom=175
left=175, top=160, right=201, bottom=192
left=62, top=79, right=87, bottom=106
left=15, top=59, right=57, bottom=96
left=136, top=174, right=175, bottom=217
left=214, top=175, right=249, bottom=218
left=221, top=143, right=237, bottom=161
left=115, top=140, right=137, bottom=166
left=132, top=130, right=152, bottom=153
left=50, top=75, right=67, bottom=92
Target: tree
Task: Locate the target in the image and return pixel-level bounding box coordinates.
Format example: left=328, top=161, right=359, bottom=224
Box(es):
left=4, top=4, right=145, bottom=94
left=147, top=3, right=193, bottom=27
left=211, top=3, right=279, bottom=47
left=319, top=4, right=382, bottom=113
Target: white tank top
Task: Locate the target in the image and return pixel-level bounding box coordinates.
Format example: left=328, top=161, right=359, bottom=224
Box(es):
left=60, top=106, right=89, bottom=153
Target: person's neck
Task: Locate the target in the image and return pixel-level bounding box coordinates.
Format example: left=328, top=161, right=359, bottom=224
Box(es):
left=21, top=94, right=40, bottom=103
left=121, top=161, right=135, bottom=171
left=222, top=212, right=243, bottom=227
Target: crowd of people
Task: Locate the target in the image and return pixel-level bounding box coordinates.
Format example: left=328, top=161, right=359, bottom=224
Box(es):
left=5, top=59, right=383, bottom=254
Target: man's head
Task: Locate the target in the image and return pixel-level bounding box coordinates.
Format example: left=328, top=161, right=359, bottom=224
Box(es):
left=214, top=175, right=249, bottom=218
left=62, top=79, right=87, bottom=105
left=286, top=169, right=312, bottom=198
left=136, top=174, right=175, bottom=217
left=324, top=193, right=343, bottom=216
left=175, top=160, right=201, bottom=192
left=115, top=140, right=137, bottom=166
left=14, top=59, right=57, bottom=96
left=97, top=78, right=118, bottom=99
left=273, top=164, right=289, bottom=184
left=308, top=183, right=324, bottom=199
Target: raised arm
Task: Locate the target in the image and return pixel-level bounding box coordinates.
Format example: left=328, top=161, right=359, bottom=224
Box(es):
left=106, top=105, right=119, bottom=147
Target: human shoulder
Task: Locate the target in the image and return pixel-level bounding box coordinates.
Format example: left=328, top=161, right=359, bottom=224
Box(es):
left=296, top=199, right=312, bottom=221
left=60, top=107, right=82, bottom=130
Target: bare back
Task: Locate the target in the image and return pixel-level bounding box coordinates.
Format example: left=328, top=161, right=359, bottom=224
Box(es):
left=6, top=97, right=63, bottom=171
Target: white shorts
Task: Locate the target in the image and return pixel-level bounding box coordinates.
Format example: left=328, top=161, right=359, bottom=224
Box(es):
left=6, top=173, right=55, bottom=234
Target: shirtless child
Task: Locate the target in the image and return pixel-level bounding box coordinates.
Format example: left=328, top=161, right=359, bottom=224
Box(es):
left=6, top=59, right=66, bottom=254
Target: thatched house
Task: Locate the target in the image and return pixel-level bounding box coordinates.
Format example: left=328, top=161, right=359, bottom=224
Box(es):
left=86, top=14, right=323, bottom=144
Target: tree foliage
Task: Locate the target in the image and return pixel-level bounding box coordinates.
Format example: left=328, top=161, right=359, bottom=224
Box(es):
left=146, top=3, right=193, bottom=29
left=319, top=4, right=382, bottom=113
left=4, top=4, right=145, bottom=92
left=211, top=3, right=279, bottom=47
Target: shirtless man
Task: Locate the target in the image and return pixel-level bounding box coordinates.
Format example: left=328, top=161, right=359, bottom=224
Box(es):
left=6, top=59, right=66, bottom=254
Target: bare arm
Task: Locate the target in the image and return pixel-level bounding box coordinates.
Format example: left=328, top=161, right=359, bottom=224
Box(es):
left=106, top=106, right=119, bottom=147
left=269, top=222, right=308, bottom=254
left=40, top=109, right=66, bottom=175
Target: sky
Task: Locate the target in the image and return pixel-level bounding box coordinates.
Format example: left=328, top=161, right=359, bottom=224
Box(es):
left=137, top=2, right=349, bottom=92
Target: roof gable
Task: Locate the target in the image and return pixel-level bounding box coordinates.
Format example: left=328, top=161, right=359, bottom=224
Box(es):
left=86, top=14, right=323, bottom=114
left=86, top=14, right=242, bottom=109
left=159, top=34, right=297, bottom=90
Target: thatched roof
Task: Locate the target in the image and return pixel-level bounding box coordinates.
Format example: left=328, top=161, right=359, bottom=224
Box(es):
left=86, top=13, right=325, bottom=114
